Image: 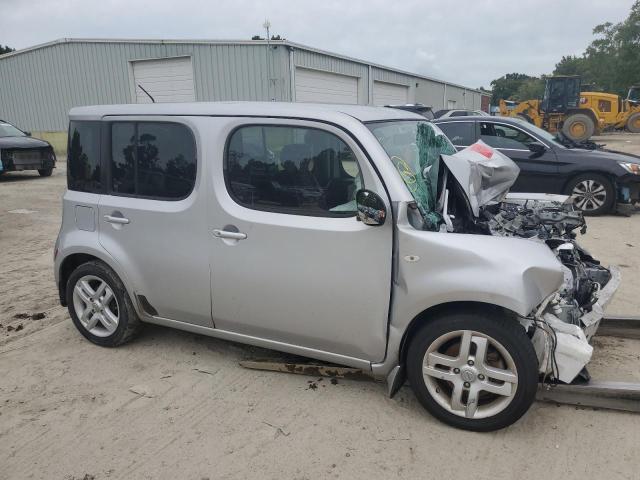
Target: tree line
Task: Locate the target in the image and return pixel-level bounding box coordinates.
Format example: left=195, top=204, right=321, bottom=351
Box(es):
left=489, top=0, right=640, bottom=104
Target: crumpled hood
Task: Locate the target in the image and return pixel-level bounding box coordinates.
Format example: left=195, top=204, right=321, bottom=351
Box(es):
left=441, top=141, right=520, bottom=217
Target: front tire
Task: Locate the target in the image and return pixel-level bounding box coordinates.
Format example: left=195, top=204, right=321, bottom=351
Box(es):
left=66, top=260, right=142, bottom=347
left=566, top=173, right=615, bottom=216
left=406, top=310, right=538, bottom=431
left=626, top=112, right=640, bottom=133
left=38, top=167, right=53, bottom=177
left=562, top=113, right=595, bottom=142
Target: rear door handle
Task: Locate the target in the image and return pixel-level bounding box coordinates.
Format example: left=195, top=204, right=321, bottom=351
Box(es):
left=104, top=214, right=130, bottom=225
left=212, top=229, right=247, bottom=240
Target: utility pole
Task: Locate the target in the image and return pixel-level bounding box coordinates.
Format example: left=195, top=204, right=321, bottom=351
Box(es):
left=263, top=20, right=274, bottom=101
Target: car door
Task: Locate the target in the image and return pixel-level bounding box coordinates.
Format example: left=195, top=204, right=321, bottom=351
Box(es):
left=479, top=121, right=558, bottom=192
left=434, top=120, right=478, bottom=152
left=97, top=117, right=212, bottom=327
left=207, top=117, right=393, bottom=362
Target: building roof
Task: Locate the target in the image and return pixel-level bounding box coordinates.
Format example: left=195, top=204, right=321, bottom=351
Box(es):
left=69, top=101, right=425, bottom=123
left=0, top=37, right=482, bottom=94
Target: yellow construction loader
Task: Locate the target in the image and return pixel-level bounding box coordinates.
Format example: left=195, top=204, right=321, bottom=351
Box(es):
left=499, top=76, right=640, bottom=142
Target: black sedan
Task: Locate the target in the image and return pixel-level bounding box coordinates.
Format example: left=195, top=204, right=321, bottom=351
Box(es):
left=0, top=120, right=56, bottom=177
left=434, top=116, right=640, bottom=215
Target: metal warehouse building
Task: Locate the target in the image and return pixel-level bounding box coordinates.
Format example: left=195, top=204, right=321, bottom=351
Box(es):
left=0, top=38, right=487, bottom=153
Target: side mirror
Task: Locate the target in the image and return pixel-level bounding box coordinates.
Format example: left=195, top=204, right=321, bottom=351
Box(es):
left=356, top=189, right=387, bottom=226
left=24, top=131, right=31, bottom=136
left=528, top=142, right=546, bottom=155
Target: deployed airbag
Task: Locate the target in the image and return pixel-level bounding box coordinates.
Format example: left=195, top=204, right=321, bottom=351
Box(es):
left=441, top=141, right=520, bottom=217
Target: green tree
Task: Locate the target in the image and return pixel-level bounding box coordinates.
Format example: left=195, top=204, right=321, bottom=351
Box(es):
left=514, top=77, right=545, bottom=101
left=490, top=73, right=539, bottom=103
left=554, top=55, right=589, bottom=77
left=0, top=45, right=14, bottom=55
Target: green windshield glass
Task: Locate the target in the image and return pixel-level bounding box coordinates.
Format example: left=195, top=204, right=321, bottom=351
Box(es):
left=368, top=120, right=455, bottom=230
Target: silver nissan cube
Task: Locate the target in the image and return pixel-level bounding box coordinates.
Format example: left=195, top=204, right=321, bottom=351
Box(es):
left=55, top=102, right=618, bottom=431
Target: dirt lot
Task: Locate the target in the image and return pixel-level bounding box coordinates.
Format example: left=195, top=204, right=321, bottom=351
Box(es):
left=1, top=136, right=640, bottom=479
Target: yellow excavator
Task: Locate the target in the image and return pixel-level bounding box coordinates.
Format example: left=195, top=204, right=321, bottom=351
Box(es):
left=499, top=76, right=640, bottom=143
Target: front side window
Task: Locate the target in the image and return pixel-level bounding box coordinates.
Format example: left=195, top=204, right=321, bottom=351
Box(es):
left=68, top=121, right=102, bottom=193
left=225, top=125, right=362, bottom=216
left=437, top=122, right=475, bottom=146
left=110, top=122, right=196, bottom=199
left=480, top=122, right=536, bottom=150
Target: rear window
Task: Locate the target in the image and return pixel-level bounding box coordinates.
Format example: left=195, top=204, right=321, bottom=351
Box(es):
left=110, top=122, right=196, bottom=200
left=437, top=122, right=475, bottom=146
left=68, top=121, right=102, bottom=193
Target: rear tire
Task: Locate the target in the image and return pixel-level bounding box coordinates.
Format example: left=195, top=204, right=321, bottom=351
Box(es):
left=405, top=309, right=538, bottom=432
left=66, top=260, right=142, bottom=347
left=566, top=173, right=615, bottom=216
left=562, top=113, right=595, bottom=142
left=626, top=112, right=640, bottom=133
left=38, top=167, right=53, bottom=177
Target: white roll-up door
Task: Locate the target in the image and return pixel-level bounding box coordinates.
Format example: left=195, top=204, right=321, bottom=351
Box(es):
left=373, top=81, right=409, bottom=105
left=132, top=56, right=195, bottom=103
left=295, top=68, right=358, bottom=104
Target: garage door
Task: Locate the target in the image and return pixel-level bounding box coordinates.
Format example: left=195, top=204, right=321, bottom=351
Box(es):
left=295, top=68, right=358, bottom=104
left=132, top=57, right=195, bottom=103
left=373, top=81, right=409, bottom=105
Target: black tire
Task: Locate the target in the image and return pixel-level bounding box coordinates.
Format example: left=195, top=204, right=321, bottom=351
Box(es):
left=562, top=113, right=595, bottom=142
left=66, top=260, right=142, bottom=347
left=565, top=173, right=615, bottom=216
left=406, top=309, right=538, bottom=432
left=626, top=112, right=640, bottom=133
left=38, top=167, right=53, bottom=177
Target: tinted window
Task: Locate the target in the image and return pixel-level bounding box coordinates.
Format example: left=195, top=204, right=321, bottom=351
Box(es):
left=449, top=111, right=467, bottom=117
left=68, top=121, right=102, bottom=193
left=480, top=122, right=536, bottom=150
left=110, top=122, right=196, bottom=199
left=437, top=122, right=475, bottom=146
left=225, top=125, right=362, bottom=216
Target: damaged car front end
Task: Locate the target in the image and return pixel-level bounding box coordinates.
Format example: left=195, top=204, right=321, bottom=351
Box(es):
left=368, top=120, right=620, bottom=429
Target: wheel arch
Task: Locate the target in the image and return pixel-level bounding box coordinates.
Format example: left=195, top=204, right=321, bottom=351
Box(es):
left=397, top=301, right=521, bottom=367
left=57, top=250, right=136, bottom=309
left=566, top=108, right=598, bottom=125
left=561, top=169, right=617, bottom=195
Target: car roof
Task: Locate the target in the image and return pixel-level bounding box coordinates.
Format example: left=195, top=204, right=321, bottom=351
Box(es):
left=69, top=101, right=424, bottom=123
left=434, top=115, right=520, bottom=123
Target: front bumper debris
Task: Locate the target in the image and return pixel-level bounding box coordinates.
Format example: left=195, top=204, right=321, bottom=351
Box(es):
left=533, top=265, right=621, bottom=383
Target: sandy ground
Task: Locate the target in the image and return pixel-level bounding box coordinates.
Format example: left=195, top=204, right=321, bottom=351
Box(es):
left=1, top=136, right=640, bottom=479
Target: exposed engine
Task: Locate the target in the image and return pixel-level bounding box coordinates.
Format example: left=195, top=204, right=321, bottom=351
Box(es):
left=481, top=199, right=612, bottom=334
left=432, top=143, right=621, bottom=383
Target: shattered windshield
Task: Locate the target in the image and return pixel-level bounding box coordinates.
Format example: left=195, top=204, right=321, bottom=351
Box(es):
left=367, top=120, right=455, bottom=229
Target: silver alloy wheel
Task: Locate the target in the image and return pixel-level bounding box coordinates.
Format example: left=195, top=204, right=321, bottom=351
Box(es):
left=572, top=179, right=607, bottom=211
left=72, top=275, right=119, bottom=337
left=422, top=330, right=518, bottom=419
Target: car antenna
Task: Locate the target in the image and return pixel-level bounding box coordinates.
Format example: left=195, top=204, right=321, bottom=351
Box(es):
left=137, top=84, right=155, bottom=103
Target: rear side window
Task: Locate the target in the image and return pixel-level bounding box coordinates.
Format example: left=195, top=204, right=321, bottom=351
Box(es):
left=110, top=122, right=196, bottom=199
left=437, top=122, right=475, bottom=146
left=225, top=125, right=362, bottom=216
left=68, top=121, right=102, bottom=192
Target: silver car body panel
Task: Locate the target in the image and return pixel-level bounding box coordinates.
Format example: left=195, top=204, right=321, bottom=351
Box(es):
left=56, top=102, right=617, bottom=386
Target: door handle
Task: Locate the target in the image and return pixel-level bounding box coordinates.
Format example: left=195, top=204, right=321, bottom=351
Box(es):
left=104, top=214, right=130, bottom=225
left=212, top=229, right=247, bottom=240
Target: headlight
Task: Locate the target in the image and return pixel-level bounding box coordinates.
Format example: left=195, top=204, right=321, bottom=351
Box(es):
left=618, top=162, right=640, bottom=174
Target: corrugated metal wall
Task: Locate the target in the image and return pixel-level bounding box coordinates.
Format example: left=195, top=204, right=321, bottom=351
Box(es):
left=0, top=39, right=483, bottom=135
left=0, top=40, right=290, bottom=132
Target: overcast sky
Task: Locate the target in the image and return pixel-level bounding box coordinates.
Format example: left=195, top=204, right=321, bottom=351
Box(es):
left=1, top=0, right=635, bottom=88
